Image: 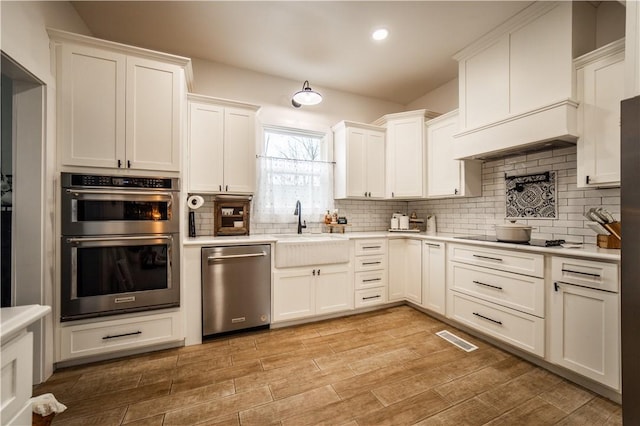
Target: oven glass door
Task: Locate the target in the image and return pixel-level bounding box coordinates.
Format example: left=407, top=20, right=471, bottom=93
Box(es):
left=61, top=235, right=179, bottom=321
left=62, top=189, right=177, bottom=235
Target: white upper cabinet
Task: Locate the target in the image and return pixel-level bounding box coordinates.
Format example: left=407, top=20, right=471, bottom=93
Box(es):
left=575, top=39, right=625, bottom=188
left=333, top=121, right=385, bottom=199
left=426, top=110, right=481, bottom=198
left=187, top=94, right=260, bottom=194
left=49, top=29, right=191, bottom=172
left=375, top=110, right=439, bottom=199
left=453, top=2, right=596, bottom=159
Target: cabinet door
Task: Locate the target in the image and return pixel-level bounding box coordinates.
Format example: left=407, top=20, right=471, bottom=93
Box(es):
left=423, top=241, right=445, bottom=315
left=126, top=56, right=182, bottom=171
left=366, top=130, right=386, bottom=198
left=273, top=269, right=315, bottom=322
left=188, top=102, right=224, bottom=192
left=549, top=282, right=620, bottom=390
left=345, top=127, right=368, bottom=197
left=405, top=239, right=422, bottom=304
left=387, top=117, right=424, bottom=198
left=58, top=43, right=126, bottom=168
left=223, top=107, right=256, bottom=194
left=577, top=51, right=625, bottom=188
left=388, top=239, right=406, bottom=301
left=461, top=36, right=510, bottom=130
left=316, top=265, right=352, bottom=315
left=427, top=113, right=461, bottom=197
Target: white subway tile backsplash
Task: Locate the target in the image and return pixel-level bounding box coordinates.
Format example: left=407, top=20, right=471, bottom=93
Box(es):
left=409, top=146, right=619, bottom=243
left=189, top=147, right=618, bottom=243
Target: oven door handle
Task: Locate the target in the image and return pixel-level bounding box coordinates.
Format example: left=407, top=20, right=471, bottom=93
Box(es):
left=66, top=189, right=174, bottom=198
left=66, top=235, right=172, bottom=243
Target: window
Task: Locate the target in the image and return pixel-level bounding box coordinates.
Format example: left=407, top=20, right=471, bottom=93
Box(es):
left=253, top=126, right=333, bottom=223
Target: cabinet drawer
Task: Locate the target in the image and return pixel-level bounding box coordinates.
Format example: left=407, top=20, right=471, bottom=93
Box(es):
left=355, top=254, right=387, bottom=272
left=449, top=244, right=544, bottom=277
left=60, top=311, right=183, bottom=360
left=448, top=291, right=544, bottom=357
left=355, top=270, right=387, bottom=290
left=551, top=257, right=619, bottom=292
left=449, top=263, right=544, bottom=317
left=355, top=287, right=387, bottom=308
left=355, top=239, right=387, bottom=256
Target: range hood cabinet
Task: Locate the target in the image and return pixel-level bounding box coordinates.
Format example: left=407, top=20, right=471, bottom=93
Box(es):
left=452, top=1, right=594, bottom=160
left=453, top=99, right=579, bottom=160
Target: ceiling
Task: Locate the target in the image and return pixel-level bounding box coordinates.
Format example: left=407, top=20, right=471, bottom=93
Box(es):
left=71, top=1, right=533, bottom=105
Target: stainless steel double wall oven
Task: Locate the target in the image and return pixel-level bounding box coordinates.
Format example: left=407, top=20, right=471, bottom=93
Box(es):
left=60, top=173, right=180, bottom=321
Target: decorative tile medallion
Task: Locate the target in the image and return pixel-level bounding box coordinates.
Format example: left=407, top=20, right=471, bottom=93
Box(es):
left=505, top=171, right=556, bottom=219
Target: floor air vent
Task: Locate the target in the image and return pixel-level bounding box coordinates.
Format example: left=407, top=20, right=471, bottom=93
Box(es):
left=436, top=330, right=478, bottom=352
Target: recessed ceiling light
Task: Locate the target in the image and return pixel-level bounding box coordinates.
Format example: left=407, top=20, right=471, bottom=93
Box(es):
left=372, top=28, right=389, bottom=41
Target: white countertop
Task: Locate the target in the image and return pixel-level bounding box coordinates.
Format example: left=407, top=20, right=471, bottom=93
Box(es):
left=183, top=231, right=620, bottom=262
left=1, top=304, right=51, bottom=344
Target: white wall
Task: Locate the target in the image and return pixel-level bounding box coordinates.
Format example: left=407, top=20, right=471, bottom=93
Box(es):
left=192, top=58, right=405, bottom=131
left=1, top=0, right=90, bottom=383
left=405, top=78, right=458, bottom=113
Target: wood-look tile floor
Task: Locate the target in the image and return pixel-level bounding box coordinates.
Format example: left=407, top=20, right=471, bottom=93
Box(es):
left=35, top=306, right=622, bottom=425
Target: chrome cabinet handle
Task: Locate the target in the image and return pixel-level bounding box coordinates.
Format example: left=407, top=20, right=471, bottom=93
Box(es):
left=472, top=312, right=503, bottom=325
left=473, top=254, right=503, bottom=262
left=473, top=280, right=503, bottom=291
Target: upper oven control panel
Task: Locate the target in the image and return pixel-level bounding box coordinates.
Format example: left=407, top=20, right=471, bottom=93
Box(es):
left=62, top=173, right=179, bottom=190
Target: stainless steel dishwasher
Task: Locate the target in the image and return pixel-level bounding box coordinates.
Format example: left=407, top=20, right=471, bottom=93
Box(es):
left=201, top=244, right=271, bottom=336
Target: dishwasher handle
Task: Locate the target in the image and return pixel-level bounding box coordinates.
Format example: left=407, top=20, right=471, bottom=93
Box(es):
left=207, top=252, right=267, bottom=261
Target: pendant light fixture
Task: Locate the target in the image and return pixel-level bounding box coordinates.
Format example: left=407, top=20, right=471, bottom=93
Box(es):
left=291, top=80, right=322, bottom=108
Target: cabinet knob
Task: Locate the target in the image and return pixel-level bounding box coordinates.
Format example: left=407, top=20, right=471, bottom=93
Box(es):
left=127, top=160, right=131, bottom=169
left=454, top=188, right=458, bottom=195
left=117, top=159, right=122, bottom=168
left=364, top=192, right=367, bottom=197
left=367, top=192, right=371, bottom=197
left=312, top=269, right=316, bottom=276
left=317, top=269, right=321, bottom=275
left=586, top=175, right=591, bottom=185
left=219, top=185, right=222, bottom=191
left=225, top=185, right=229, bottom=192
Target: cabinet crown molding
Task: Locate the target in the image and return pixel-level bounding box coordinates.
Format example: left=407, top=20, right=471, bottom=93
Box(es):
left=47, top=28, right=193, bottom=91
left=331, top=120, right=386, bottom=132
left=574, top=38, right=625, bottom=69
left=187, top=93, right=261, bottom=111
left=373, top=109, right=441, bottom=126
left=453, top=1, right=563, bottom=61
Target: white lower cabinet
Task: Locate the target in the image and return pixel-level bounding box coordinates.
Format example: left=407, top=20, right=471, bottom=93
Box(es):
left=388, top=239, right=421, bottom=303
left=447, top=243, right=544, bottom=357
left=549, top=256, right=620, bottom=390
left=273, top=263, right=352, bottom=322
left=59, top=310, right=183, bottom=361
left=1, top=332, right=33, bottom=426
left=421, top=241, right=446, bottom=315
left=448, top=291, right=544, bottom=357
